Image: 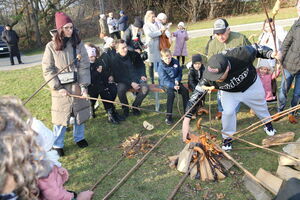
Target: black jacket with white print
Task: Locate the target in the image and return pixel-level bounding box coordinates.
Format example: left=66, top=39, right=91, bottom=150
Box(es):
left=185, top=44, right=274, bottom=118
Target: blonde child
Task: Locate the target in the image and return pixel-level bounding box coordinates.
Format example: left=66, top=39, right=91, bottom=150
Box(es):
left=0, top=97, right=43, bottom=200
left=172, top=22, right=189, bottom=67
left=158, top=49, right=189, bottom=125
left=257, top=59, right=280, bottom=102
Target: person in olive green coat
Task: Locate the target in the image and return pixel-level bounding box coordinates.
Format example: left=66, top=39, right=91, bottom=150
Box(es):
left=42, top=12, right=91, bottom=157
left=207, top=18, right=251, bottom=120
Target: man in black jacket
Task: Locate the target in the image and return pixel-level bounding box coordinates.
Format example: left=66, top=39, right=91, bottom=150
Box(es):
left=182, top=45, right=280, bottom=150
left=1, top=24, right=23, bottom=65
left=275, top=1, right=300, bottom=124
left=109, top=39, right=149, bottom=117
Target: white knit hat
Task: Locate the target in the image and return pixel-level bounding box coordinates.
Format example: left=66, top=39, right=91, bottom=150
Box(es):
left=157, top=13, right=167, bottom=21
left=178, top=22, right=185, bottom=28
left=258, top=59, right=273, bottom=70
left=104, top=37, right=114, bottom=48
left=85, top=45, right=97, bottom=57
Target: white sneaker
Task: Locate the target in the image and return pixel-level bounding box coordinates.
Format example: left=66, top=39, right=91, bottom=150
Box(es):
left=222, top=138, right=233, bottom=151
left=264, top=125, right=276, bottom=136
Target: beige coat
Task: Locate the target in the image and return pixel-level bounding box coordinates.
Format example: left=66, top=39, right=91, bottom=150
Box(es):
left=42, top=40, right=91, bottom=126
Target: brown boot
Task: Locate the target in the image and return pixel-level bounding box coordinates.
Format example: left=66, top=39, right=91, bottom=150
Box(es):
left=288, top=114, right=297, bottom=124
left=215, top=112, right=222, bottom=120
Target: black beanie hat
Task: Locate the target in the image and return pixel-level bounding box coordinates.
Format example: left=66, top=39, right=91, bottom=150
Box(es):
left=133, top=16, right=144, bottom=28
left=192, top=54, right=202, bottom=65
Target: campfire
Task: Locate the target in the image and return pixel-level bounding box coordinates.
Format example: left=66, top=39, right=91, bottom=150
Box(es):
left=170, top=132, right=228, bottom=181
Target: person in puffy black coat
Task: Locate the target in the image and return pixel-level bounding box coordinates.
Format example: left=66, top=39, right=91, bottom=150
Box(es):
left=1, top=24, right=23, bottom=65
left=276, top=3, right=300, bottom=124
left=188, top=54, right=207, bottom=115
left=85, top=44, right=124, bottom=124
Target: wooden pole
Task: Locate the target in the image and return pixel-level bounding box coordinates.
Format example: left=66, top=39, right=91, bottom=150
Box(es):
left=101, top=92, right=207, bottom=199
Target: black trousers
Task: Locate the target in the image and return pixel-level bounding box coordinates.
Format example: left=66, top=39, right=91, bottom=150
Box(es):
left=176, top=56, right=185, bottom=66
left=110, top=31, right=121, bottom=39
left=88, top=83, right=117, bottom=111
left=8, top=45, right=21, bottom=65
left=166, top=83, right=189, bottom=116
left=117, top=82, right=149, bottom=110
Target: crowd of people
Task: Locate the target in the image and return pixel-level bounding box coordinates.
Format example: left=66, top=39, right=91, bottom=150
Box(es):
left=1, top=1, right=300, bottom=199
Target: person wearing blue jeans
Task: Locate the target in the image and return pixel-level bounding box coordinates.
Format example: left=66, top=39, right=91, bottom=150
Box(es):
left=275, top=2, right=300, bottom=124
left=42, top=12, right=91, bottom=157
left=53, top=121, right=85, bottom=149
left=277, top=69, right=300, bottom=122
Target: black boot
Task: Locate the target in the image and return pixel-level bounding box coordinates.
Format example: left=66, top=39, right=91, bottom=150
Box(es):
left=52, top=147, right=65, bottom=157
left=123, top=108, right=129, bottom=118
left=132, top=108, right=141, bottom=116
left=90, top=108, right=96, bottom=119
left=107, top=108, right=119, bottom=124
left=113, top=107, right=125, bottom=121
left=165, top=115, right=173, bottom=125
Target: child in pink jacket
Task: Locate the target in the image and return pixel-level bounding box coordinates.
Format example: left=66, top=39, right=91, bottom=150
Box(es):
left=257, top=59, right=280, bottom=102
left=29, top=118, right=94, bottom=200
left=172, top=22, right=189, bottom=67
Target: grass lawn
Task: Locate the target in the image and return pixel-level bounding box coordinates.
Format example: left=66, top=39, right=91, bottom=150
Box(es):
left=1, top=33, right=299, bottom=199
left=170, top=6, right=298, bottom=32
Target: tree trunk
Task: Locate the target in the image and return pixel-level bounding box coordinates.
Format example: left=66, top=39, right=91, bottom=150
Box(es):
left=30, top=0, right=42, bottom=47
left=99, top=0, right=105, bottom=14
left=208, top=2, right=217, bottom=19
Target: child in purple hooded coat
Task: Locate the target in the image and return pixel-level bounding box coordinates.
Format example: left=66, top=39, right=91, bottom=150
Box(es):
left=172, top=22, right=189, bottom=67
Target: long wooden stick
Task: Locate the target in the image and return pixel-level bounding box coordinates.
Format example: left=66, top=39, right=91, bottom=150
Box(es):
left=167, top=158, right=200, bottom=200
left=234, top=104, right=300, bottom=137
left=101, top=92, right=207, bottom=199
left=215, top=143, right=276, bottom=195
left=23, top=59, right=77, bottom=105
left=260, top=0, right=288, bottom=91
left=90, top=130, right=146, bottom=191
left=234, top=142, right=300, bottom=150
left=43, top=88, right=179, bottom=116
left=236, top=104, right=300, bottom=139
left=201, top=125, right=300, bottom=162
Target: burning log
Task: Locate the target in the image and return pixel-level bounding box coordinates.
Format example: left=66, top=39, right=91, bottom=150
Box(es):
left=176, top=132, right=228, bottom=181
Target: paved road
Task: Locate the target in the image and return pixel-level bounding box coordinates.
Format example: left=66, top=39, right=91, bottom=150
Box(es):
left=0, top=17, right=297, bottom=71
left=0, top=54, right=43, bottom=71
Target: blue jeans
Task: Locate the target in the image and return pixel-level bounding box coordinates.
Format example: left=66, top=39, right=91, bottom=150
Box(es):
left=217, top=90, right=240, bottom=112
left=278, top=69, right=300, bottom=114
left=53, top=120, right=85, bottom=148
